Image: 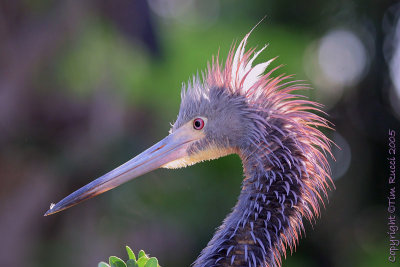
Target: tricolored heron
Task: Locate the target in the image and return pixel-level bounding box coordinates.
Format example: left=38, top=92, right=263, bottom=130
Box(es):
left=45, top=26, right=333, bottom=267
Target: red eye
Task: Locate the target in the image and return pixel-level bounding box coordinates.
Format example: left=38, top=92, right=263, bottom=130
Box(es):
left=193, top=118, right=204, bottom=130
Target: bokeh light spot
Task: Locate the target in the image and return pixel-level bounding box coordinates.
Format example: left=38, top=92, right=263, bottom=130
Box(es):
left=330, top=132, right=351, bottom=181
left=318, top=29, right=367, bottom=87
left=304, top=28, right=370, bottom=108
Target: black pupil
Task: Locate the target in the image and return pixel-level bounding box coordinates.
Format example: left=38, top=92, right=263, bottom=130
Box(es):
left=195, top=120, right=201, bottom=128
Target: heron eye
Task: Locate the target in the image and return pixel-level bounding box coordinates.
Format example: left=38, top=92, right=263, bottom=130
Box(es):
left=193, top=118, right=204, bottom=130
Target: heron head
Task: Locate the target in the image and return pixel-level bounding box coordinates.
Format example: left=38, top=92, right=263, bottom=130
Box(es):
left=45, top=87, right=250, bottom=216
left=44, top=29, right=270, bottom=216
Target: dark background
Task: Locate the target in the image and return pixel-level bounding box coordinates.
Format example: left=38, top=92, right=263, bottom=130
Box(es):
left=1, top=0, right=399, bottom=266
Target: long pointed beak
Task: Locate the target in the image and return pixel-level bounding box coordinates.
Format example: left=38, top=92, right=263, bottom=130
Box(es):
left=44, top=125, right=199, bottom=216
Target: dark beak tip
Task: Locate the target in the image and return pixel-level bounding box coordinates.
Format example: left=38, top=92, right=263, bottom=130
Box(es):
left=44, top=203, right=57, bottom=216
left=44, top=209, right=54, bottom=216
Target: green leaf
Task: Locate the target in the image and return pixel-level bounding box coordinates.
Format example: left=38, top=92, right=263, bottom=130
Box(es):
left=126, top=259, right=139, bottom=267
left=144, top=258, right=158, bottom=267
left=126, top=246, right=136, bottom=261
left=98, top=262, right=110, bottom=267
left=137, top=250, right=147, bottom=259
left=136, top=257, right=148, bottom=267
left=109, top=256, right=127, bottom=267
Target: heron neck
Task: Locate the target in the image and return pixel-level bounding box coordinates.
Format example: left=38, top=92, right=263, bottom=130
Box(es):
left=193, top=145, right=306, bottom=267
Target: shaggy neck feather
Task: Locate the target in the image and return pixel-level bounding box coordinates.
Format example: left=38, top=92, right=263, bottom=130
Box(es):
left=193, top=131, right=307, bottom=267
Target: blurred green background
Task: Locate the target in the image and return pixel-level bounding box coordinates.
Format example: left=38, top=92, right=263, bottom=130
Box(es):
left=1, top=0, right=399, bottom=266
